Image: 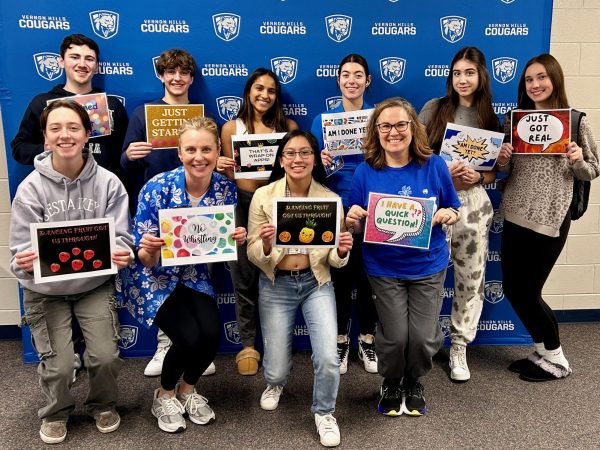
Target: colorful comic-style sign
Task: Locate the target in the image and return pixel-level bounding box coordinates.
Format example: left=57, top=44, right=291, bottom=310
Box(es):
left=511, top=109, right=571, bottom=154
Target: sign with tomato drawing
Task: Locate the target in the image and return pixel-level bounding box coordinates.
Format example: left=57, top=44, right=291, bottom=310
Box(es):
left=511, top=108, right=571, bottom=155
left=273, top=197, right=341, bottom=248
left=364, top=192, right=436, bottom=249
left=232, top=132, right=286, bottom=180
left=30, top=217, right=116, bottom=283
left=158, top=205, right=237, bottom=266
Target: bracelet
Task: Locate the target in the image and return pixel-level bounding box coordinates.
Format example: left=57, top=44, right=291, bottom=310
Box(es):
left=477, top=172, right=485, bottom=184
left=448, top=207, right=460, bottom=219
left=497, top=159, right=510, bottom=168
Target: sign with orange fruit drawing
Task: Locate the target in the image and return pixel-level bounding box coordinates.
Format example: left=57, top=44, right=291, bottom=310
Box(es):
left=30, top=217, right=117, bottom=283
left=511, top=109, right=571, bottom=155
left=47, top=93, right=112, bottom=138
left=364, top=192, right=436, bottom=249
left=273, top=197, right=341, bottom=248
left=145, top=104, right=205, bottom=149
left=231, top=132, right=286, bottom=180
left=158, top=205, right=237, bottom=266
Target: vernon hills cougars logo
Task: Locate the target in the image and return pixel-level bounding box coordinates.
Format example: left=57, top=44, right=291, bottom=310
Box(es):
left=440, top=16, right=466, bottom=43
left=492, top=57, right=518, bottom=84
left=484, top=281, right=505, bottom=304
left=33, top=53, right=62, bottom=81
left=326, top=96, right=343, bottom=111
left=500, top=0, right=516, bottom=3
left=89, top=10, right=119, bottom=39
left=224, top=321, right=241, bottom=344
left=213, top=13, right=240, bottom=41
left=490, top=209, right=504, bottom=234
left=271, top=57, right=298, bottom=84
left=325, top=15, right=352, bottom=42
left=118, top=325, right=138, bottom=350
left=216, top=96, right=242, bottom=121
left=380, top=57, right=406, bottom=84
left=439, top=315, right=452, bottom=338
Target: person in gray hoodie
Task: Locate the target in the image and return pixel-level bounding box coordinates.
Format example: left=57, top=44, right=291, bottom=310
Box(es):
left=9, top=100, right=134, bottom=444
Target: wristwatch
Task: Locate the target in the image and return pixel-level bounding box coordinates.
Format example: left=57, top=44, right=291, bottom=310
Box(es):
left=477, top=172, right=485, bottom=185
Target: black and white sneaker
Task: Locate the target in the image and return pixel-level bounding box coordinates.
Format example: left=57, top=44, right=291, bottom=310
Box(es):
left=337, top=337, right=350, bottom=375
left=403, top=381, right=427, bottom=416
left=377, top=378, right=402, bottom=416
left=358, top=334, right=378, bottom=374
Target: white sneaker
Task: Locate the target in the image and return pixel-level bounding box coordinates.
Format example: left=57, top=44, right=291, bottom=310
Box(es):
left=177, top=387, right=215, bottom=425
left=260, top=385, right=283, bottom=411
left=151, top=389, right=186, bottom=433
left=337, top=336, right=350, bottom=375
left=144, top=346, right=170, bottom=377
left=315, top=413, right=341, bottom=447
left=201, top=361, right=216, bottom=376
left=449, top=344, right=470, bottom=381
left=358, top=334, right=378, bottom=374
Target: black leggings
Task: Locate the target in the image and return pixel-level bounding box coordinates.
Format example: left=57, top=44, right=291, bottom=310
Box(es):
left=501, top=215, right=570, bottom=350
left=154, top=284, right=220, bottom=391
left=331, top=234, right=377, bottom=336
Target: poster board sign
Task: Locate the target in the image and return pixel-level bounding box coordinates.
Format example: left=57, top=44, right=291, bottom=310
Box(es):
left=272, top=197, right=341, bottom=248
left=158, top=205, right=237, bottom=266
left=145, top=104, right=205, bottom=149
left=321, top=109, right=374, bottom=156
left=30, top=217, right=116, bottom=283
left=440, top=123, right=504, bottom=170
left=363, top=192, right=436, bottom=250
left=231, top=132, right=286, bottom=180
left=47, top=93, right=112, bottom=138
left=511, top=109, right=571, bottom=155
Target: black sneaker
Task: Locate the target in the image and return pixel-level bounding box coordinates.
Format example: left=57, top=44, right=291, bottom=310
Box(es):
left=377, top=378, right=402, bottom=416
left=404, top=381, right=427, bottom=416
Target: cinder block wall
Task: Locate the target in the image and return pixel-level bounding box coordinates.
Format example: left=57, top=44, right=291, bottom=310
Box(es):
left=546, top=0, right=600, bottom=310
left=0, top=2, right=599, bottom=326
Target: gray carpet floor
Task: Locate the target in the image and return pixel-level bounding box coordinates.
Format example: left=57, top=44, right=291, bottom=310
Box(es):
left=1, top=323, right=599, bottom=449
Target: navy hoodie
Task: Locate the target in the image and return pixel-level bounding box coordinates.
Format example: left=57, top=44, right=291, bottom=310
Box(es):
left=11, top=84, right=128, bottom=176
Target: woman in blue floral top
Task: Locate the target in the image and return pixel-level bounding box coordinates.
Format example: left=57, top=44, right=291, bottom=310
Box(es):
left=116, top=117, right=246, bottom=434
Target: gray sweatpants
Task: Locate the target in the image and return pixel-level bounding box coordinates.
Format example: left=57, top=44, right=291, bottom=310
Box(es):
left=368, top=269, right=446, bottom=381
left=23, top=281, right=122, bottom=421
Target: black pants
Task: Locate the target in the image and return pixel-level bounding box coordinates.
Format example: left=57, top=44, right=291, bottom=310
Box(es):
left=331, top=234, right=377, bottom=336
left=154, top=284, right=220, bottom=391
left=501, top=215, right=570, bottom=350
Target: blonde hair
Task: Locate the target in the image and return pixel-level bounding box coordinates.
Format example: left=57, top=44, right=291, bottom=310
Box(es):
left=178, top=116, right=219, bottom=148
left=364, top=97, right=433, bottom=169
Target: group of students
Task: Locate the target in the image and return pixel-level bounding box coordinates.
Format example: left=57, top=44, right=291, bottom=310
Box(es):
left=8, top=33, right=599, bottom=447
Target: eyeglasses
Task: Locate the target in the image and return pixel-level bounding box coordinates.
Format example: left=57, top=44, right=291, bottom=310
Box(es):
left=281, top=150, right=314, bottom=160
left=376, top=120, right=412, bottom=133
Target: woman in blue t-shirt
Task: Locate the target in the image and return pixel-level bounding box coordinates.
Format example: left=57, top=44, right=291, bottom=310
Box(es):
left=310, top=53, right=378, bottom=376
left=347, top=97, right=460, bottom=417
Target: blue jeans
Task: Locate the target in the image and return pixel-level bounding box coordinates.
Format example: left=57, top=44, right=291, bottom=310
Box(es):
left=258, top=271, right=339, bottom=415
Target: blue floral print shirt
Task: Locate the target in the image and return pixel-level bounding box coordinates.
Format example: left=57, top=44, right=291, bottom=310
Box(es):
left=115, top=166, right=237, bottom=328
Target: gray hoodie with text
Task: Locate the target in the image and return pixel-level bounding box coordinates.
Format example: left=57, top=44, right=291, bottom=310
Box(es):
left=9, top=151, right=134, bottom=295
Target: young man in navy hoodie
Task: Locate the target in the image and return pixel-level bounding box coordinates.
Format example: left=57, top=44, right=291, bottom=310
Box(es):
left=11, top=33, right=128, bottom=175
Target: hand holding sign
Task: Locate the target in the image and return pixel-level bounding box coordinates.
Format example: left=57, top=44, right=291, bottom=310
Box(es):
left=372, top=196, right=426, bottom=242
left=364, top=193, right=436, bottom=249
left=511, top=109, right=570, bottom=154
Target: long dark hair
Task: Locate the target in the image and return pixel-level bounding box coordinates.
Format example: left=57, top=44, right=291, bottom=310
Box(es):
left=236, top=68, right=289, bottom=133
left=426, top=46, right=499, bottom=150
left=268, top=130, right=327, bottom=184
left=517, top=53, right=569, bottom=109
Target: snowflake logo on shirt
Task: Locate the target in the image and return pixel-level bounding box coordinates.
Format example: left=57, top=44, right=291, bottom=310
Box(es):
left=398, top=185, right=412, bottom=196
